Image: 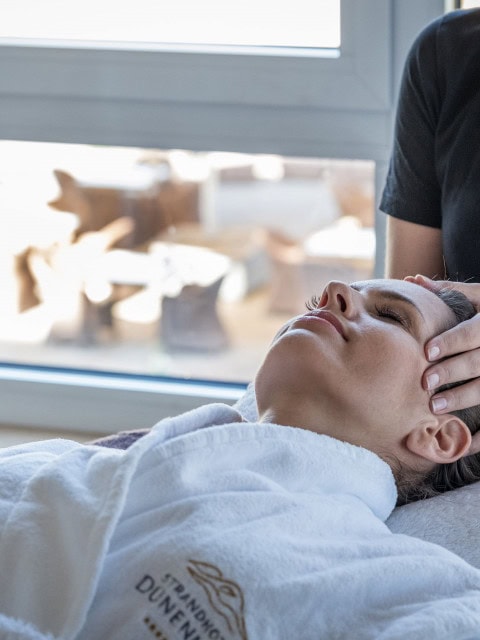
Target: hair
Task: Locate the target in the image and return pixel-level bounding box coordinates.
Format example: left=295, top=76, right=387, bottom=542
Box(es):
left=396, top=286, right=480, bottom=506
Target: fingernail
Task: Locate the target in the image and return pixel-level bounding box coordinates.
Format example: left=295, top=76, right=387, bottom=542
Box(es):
left=432, top=397, right=447, bottom=413
left=428, top=345, right=441, bottom=360
left=426, top=373, right=440, bottom=390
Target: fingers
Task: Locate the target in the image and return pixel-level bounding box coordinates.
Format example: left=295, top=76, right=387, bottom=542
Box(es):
left=424, top=340, right=480, bottom=413
left=424, top=346, right=480, bottom=391
left=404, top=274, right=444, bottom=292
left=405, top=274, right=480, bottom=309
left=407, top=274, right=480, bottom=413
left=428, top=377, right=480, bottom=414
left=426, top=314, right=480, bottom=361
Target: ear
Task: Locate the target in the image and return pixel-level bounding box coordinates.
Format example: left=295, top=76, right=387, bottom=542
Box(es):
left=406, top=415, right=472, bottom=464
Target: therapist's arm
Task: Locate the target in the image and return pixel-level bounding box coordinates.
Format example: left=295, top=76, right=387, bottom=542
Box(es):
left=385, top=217, right=444, bottom=280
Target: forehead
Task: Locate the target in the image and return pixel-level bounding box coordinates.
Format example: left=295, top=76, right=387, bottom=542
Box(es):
left=353, top=279, right=456, bottom=333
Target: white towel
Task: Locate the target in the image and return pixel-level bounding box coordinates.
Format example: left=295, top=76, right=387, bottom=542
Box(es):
left=235, top=383, right=480, bottom=571
left=1, top=404, right=480, bottom=639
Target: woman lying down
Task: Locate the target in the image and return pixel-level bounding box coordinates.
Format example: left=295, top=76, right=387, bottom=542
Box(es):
left=2, top=279, right=480, bottom=640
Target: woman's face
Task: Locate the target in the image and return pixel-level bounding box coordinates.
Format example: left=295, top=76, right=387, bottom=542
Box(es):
left=255, top=279, right=459, bottom=457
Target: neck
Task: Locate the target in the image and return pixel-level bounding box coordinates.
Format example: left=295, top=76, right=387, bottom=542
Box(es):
left=257, top=403, right=329, bottom=435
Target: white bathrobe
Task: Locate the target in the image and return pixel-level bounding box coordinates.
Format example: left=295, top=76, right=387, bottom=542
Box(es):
left=1, top=403, right=480, bottom=640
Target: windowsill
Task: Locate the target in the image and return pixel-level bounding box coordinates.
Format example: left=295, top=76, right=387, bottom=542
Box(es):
left=0, top=365, right=246, bottom=435
left=0, top=37, right=340, bottom=59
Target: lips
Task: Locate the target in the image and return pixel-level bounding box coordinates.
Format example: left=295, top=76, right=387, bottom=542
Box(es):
left=303, top=310, right=347, bottom=340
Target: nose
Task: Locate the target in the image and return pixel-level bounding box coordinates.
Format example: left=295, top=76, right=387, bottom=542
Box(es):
left=320, top=281, right=358, bottom=318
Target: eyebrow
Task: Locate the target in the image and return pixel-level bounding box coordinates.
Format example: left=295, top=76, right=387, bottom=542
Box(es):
left=379, top=290, right=425, bottom=320
left=351, top=284, right=425, bottom=321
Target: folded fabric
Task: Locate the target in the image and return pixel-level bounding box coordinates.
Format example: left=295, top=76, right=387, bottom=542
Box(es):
left=0, top=614, right=55, bottom=640
left=235, top=382, right=480, bottom=571
left=2, top=403, right=480, bottom=639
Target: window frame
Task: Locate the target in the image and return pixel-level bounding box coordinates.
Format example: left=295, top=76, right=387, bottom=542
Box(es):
left=0, top=0, right=446, bottom=435
left=0, top=0, right=395, bottom=159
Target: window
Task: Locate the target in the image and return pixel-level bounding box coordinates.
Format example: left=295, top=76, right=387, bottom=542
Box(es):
left=0, top=0, right=446, bottom=436
left=1, top=0, right=341, bottom=51
left=0, top=140, right=375, bottom=380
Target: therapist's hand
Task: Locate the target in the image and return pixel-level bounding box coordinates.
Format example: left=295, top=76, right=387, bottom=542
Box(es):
left=406, top=275, right=480, bottom=414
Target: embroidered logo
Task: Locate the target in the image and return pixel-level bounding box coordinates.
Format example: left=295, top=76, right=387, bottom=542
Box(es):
left=187, top=560, right=247, bottom=640
left=135, top=559, right=248, bottom=639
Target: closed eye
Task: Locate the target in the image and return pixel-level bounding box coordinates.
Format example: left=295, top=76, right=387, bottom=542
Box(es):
left=375, top=304, right=410, bottom=329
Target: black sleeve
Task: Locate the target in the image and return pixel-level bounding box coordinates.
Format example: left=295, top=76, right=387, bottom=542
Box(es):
left=380, top=17, right=444, bottom=228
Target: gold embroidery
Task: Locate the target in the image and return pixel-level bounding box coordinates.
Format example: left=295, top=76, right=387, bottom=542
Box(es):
left=143, top=616, right=169, bottom=640
left=187, top=559, right=248, bottom=640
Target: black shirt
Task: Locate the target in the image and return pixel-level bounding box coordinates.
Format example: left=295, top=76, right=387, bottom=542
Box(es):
left=380, top=9, right=480, bottom=282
